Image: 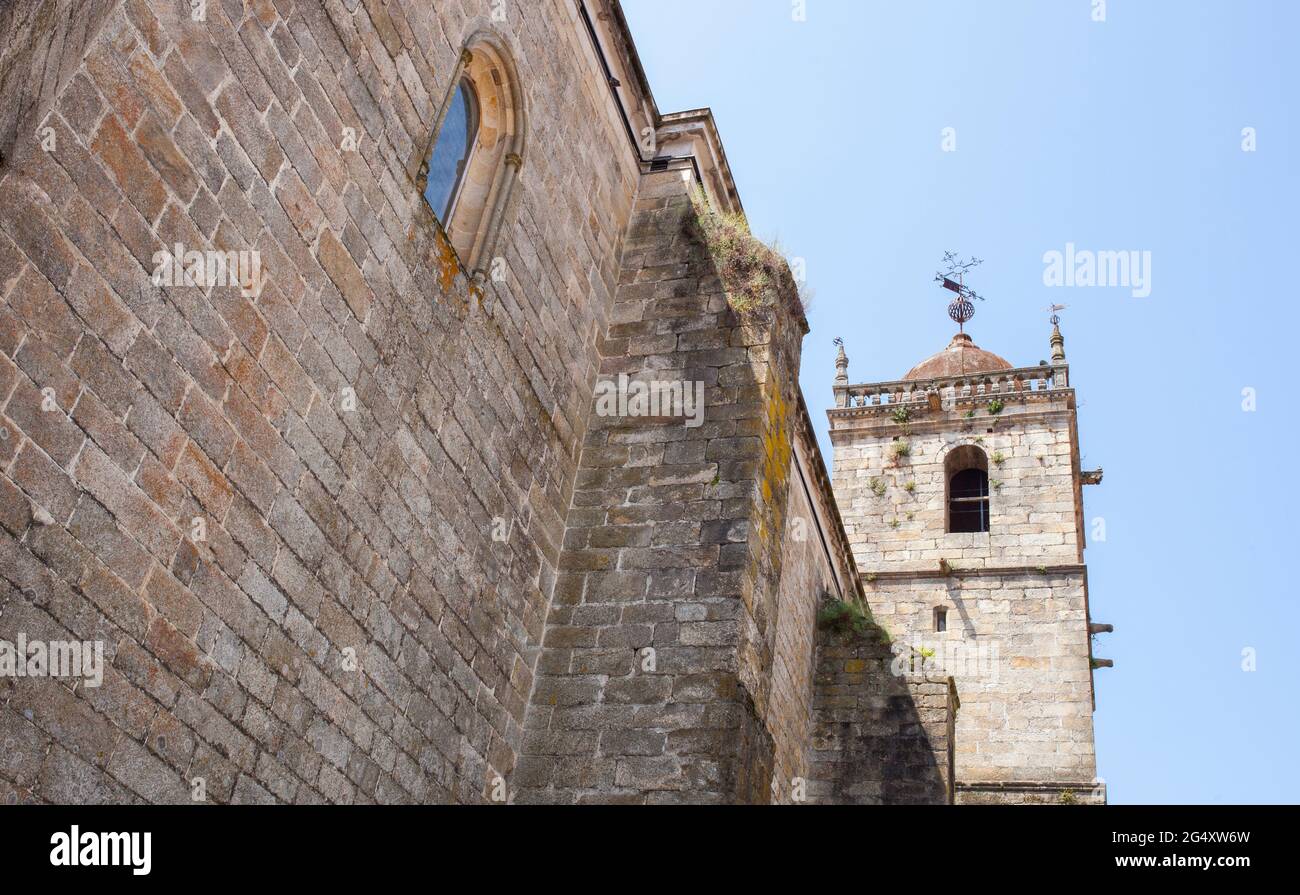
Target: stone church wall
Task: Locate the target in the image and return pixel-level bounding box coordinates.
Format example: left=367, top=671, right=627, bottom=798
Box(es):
left=0, top=0, right=978, bottom=806
left=514, top=167, right=948, bottom=805
left=764, top=416, right=863, bottom=803
left=515, top=167, right=812, bottom=803
left=0, top=0, right=642, bottom=804
left=0, top=0, right=118, bottom=168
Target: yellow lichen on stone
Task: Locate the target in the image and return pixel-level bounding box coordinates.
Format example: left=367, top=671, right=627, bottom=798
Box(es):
left=435, top=226, right=461, bottom=296
left=756, top=381, right=791, bottom=527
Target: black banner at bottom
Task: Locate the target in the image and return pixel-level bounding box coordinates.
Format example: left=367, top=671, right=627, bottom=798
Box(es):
left=1, top=805, right=1276, bottom=881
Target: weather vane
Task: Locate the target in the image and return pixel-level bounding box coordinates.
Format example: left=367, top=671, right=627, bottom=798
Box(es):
left=833, top=337, right=844, bottom=348
left=1045, top=303, right=1067, bottom=326
left=934, top=252, right=985, bottom=332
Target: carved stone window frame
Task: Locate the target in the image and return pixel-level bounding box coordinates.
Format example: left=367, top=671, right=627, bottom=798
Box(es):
left=418, top=31, right=527, bottom=280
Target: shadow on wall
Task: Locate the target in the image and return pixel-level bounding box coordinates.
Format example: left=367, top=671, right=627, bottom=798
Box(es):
left=809, top=622, right=954, bottom=805
left=0, top=0, right=116, bottom=168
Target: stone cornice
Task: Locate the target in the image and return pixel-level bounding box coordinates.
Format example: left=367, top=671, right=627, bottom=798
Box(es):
left=654, top=109, right=744, bottom=218
left=829, top=389, right=1073, bottom=421
left=862, top=563, right=1086, bottom=583
left=828, top=404, right=1076, bottom=443
left=957, top=780, right=1102, bottom=793
left=836, top=363, right=1068, bottom=398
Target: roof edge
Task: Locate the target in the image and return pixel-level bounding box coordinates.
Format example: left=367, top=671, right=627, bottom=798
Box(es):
left=607, top=0, right=659, bottom=122
left=655, top=108, right=744, bottom=217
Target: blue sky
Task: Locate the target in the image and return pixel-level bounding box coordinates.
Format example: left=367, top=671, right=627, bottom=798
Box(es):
left=623, top=0, right=1299, bottom=804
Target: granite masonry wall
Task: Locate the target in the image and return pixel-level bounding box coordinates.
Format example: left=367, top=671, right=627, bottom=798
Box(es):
left=0, top=0, right=996, bottom=807
left=764, top=419, right=865, bottom=802
left=831, top=401, right=1083, bottom=570
left=763, top=442, right=829, bottom=803
left=808, top=625, right=954, bottom=805
left=512, top=168, right=944, bottom=805
left=865, top=571, right=1095, bottom=796
left=0, top=0, right=118, bottom=168
left=514, top=168, right=815, bottom=803
left=0, top=0, right=644, bottom=804
left=829, top=364, right=1101, bottom=803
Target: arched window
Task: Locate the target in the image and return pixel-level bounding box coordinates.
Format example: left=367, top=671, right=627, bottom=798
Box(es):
left=424, top=78, right=479, bottom=223
left=946, top=445, right=990, bottom=533
left=418, top=35, right=526, bottom=278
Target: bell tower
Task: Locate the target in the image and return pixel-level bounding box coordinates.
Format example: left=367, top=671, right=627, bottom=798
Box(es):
left=828, top=303, right=1109, bottom=803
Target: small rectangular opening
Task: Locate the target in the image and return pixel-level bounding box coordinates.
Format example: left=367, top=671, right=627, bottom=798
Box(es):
left=934, top=607, right=948, bottom=633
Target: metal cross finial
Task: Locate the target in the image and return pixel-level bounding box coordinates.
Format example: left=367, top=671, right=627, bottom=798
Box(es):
left=935, top=253, right=985, bottom=332
left=833, top=337, right=849, bottom=384
left=1045, top=303, right=1067, bottom=326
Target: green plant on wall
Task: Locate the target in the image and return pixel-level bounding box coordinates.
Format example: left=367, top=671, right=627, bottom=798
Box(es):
left=870, top=477, right=887, bottom=497
left=903, top=480, right=916, bottom=493
left=689, top=187, right=808, bottom=315
left=889, top=441, right=911, bottom=464
left=991, top=451, right=1005, bottom=466
left=899, top=643, right=938, bottom=676
left=987, top=398, right=1005, bottom=415
left=817, top=597, right=871, bottom=636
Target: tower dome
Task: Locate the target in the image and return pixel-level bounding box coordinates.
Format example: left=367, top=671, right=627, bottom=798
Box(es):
left=903, top=332, right=1013, bottom=380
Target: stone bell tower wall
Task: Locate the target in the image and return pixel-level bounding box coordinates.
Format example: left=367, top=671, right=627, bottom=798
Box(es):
left=830, top=375, right=1082, bottom=572
left=865, top=569, right=1096, bottom=798
left=829, top=354, right=1103, bottom=804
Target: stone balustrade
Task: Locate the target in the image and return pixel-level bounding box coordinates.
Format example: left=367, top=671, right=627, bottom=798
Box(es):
left=833, top=364, right=1069, bottom=410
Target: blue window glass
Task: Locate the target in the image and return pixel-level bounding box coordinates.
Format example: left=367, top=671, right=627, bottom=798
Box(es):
left=424, top=79, right=479, bottom=223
